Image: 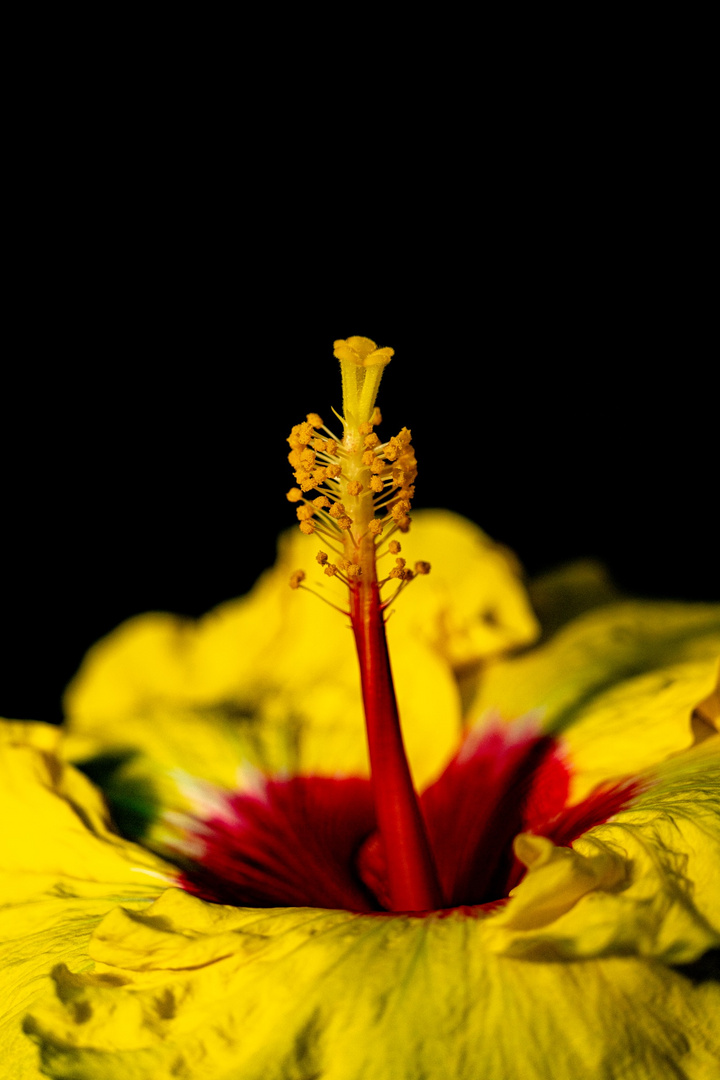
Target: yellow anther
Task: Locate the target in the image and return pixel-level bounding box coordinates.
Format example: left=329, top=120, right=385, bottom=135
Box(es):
left=371, top=407, right=382, bottom=426
left=368, top=518, right=384, bottom=536
left=288, top=421, right=315, bottom=448
left=370, top=457, right=385, bottom=475
left=316, top=551, right=329, bottom=565
left=307, top=413, right=323, bottom=428
left=337, top=558, right=350, bottom=573
left=383, top=444, right=399, bottom=462
left=347, top=480, right=363, bottom=496
left=391, top=467, right=406, bottom=487
left=300, top=448, right=316, bottom=468
left=364, top=432, right=380, bottom=449
left=326, top=463, right=342, bottom=479
left=359, top=421, right=374, bottom=436
left=286, top=488, right=303, bottom=503
left=399, top=485, right=416, bottom=501
left=288, top=448, right=303, bottom=469
left=312, top=467, right=329, bottom=485
left=329, top=501, right=347, bottom=519
left=313, top=496, right=330, bottom=509
left=389, top=565, right=405, bottom=579
left=296, top=505, right=315, bottom=522
left=289, top=569, right=306, bottom=589
left=394, top=557, right=407, bottom=569
left=414, top=561, right=431, bottom=575
left=362, top=450, right=376, bottom=467
left=395, top=427, right=412, bottom=448
left=298, top=473, right=316, bottom=493
left=403, top=568, right=415, bottom=581
left=311, top=437, right=326, bottom=451
left=388, top=540, right=401, bottom=554
left=398, top=516, right=411, bottom=532
left=370, top=476, right=384, bottom=493
left=299, top=521, right=315, bottom=535
left=337, top=516, right=353, bottom=530
left=324, top=563, right=338, bottom=576
left=324, top=439, right=338, bottom=455
left=347, top=564, right=362, bottom=578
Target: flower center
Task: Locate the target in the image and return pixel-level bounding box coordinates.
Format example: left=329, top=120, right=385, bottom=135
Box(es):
left=167, top=338, right=640, bottom=918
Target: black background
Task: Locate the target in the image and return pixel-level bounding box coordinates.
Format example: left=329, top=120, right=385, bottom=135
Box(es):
left=3, top=103, right=717, bottom=724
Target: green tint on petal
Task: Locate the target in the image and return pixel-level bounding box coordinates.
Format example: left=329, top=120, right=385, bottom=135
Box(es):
left=527, top=559, right=621, bottom=640
left=24, top=889, right=720, bottom=1080
left=0, top=724, right=175, bottom=895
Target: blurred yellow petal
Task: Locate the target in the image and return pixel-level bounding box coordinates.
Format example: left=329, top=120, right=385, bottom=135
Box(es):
left=470, top=601, right=720, bottom=800
left=63, top=511, right=535, bottom=809
left=385, top=509, right=540, bottom=671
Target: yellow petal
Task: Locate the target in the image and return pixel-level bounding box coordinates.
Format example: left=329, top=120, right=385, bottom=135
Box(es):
left=0, top=722, right=174, bottom=1080
left=488, top=738, right=720, bottom=964
left=23, top=888, right=720, bottom=1080
left=470, top=601, right=720, bottom=800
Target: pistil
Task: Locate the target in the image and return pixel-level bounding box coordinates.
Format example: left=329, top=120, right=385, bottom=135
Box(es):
left=286, top=337, right=444, bottom=911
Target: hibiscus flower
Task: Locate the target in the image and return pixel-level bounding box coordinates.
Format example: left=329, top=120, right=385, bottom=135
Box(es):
left=2, top=337, right=720, bottom=1079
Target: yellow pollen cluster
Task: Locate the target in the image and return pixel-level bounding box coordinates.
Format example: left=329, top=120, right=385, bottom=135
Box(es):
left=286, top=390, right=417, bottom=546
